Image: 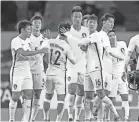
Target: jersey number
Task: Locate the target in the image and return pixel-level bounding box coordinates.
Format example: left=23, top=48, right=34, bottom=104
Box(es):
left=50, top=49, right=61, bottom=65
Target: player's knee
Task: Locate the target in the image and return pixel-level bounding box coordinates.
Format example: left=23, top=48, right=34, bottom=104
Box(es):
left=23, top=90, right=33, bottom=99
left=120, top=94, right=128, bottom=101
left=12, top=92, right=21, bottom=101
left=96, top=90, right=105, bottom=99
left=34, top=89, right=42, bottom=99
left=45, top=92, right=54, bottom=100
left=76, top=84, right=84, bottom=96
left=69, top=94, right=75, bottom=107
left=68, top=83, right=76, bottom=95
left=85, top=91, right=94, bottom=100
left=75, top=95, right=83, bottom=108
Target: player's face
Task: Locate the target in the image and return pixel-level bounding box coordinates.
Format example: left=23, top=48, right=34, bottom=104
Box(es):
left=104, top=17, right=114, bottom=31
left=88, top=19, right=97, bottom=32
left=108, top=31, right=117, bottom=47
left=71, top=12, right=82, bottom=26
left=82, top=19, right=88, bottom=27
left=23, top=25, right=32, bottom=38
left=32, top=19, right=42, bottom=31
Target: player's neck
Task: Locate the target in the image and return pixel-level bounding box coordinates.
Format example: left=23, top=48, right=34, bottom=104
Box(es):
left=102, top=27, right=109, bottom=33
left=90, top=30, right=96, bottom=35
left=73, top=24, right=81, bottom=31
left=19, top=34, right=27, bottom=40
left=32, top=30, right=41, bottom=37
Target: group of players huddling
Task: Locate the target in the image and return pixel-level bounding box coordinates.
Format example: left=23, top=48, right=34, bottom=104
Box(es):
left=9, top=5, right=139, bottom=122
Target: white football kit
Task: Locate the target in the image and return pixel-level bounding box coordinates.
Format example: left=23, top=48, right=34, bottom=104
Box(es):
left=109, top=41, right=128, bottom=97
left=10, top=36, right=33, bottom=91
left=128, top=34, right=139, bottom=70
left=84, top=31, right=105, bottom=91
left=66, top=25, right=89, bottom=84
left=45, top=38, right=77, bottom=94
left=28, top=34, right=45, bottom=89
left=99, top=30, right=113, bottom=91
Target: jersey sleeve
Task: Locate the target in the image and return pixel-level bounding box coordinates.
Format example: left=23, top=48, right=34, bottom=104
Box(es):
left=128, top=36, right=137, bottom=52
left=11, top=38, right=22, bottom=51
left=65, top=43, right=76, bottom=63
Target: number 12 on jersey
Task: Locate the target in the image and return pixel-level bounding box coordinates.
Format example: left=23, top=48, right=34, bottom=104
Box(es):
left=50, top=49, right=61, bottom=65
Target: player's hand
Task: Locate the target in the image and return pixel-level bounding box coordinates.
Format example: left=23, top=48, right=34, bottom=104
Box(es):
left=60, top=27, right=70, bottom=35
left=121, top=72, right=127, bottom=82
left=43, top=29, right=52, bottom=39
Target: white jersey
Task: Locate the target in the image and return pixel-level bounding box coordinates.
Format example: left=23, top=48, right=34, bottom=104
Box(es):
left=128, top=34, right=139, bottom=70
left=67, top=25, right=89, bottom=74
left=112, top=41, right=127, bottom=77
left=46, top=38, right=76, bottom=76
left=11, top=36, right=31, bottom=74
left=99, top=30, right=112, bottom=74
left=28, top=34, right=44, bottom=74
left=86, top=32, right=104, bottom=73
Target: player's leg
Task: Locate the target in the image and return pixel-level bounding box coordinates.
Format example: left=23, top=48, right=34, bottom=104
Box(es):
left=75, top=73, right=84, bottom=121
left=21, top=75, right=33, bottom=121
left=9, top=76, right=23, bottom=121
left=119, top=81, right=129, bottom=121
left=84, top=75, right=95, bottom=121
left=43, top=76, right=54, bottom=121
left=67, top=70, right=78, bottom=121
left=55, top=75, right=67, bottom=121
left=30, top=73, right=43, bottom=121
left=91, top=71, right=120, bottom=120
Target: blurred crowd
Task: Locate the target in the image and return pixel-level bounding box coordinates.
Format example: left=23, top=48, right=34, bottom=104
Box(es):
left=1, top=1, right=139, bottom=31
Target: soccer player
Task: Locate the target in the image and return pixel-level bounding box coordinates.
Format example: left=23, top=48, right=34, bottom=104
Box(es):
left=105, top=30, right=129, bottom=121
left=65, top=6, right=89, bottom=121
left=9, top=20, right=47, bottom=122
left=28, top=15, right=46, bottom=121
left=42, top=22, right=79, bottom=121
left=81, top=14, right=90, bottom=27
left=123, top=34, right=139, bottom=76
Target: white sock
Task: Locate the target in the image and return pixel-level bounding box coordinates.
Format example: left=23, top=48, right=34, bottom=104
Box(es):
left=75, top=95, right=83, bottom=120
left=97, top=102, right=105, bottom=122
left=68, top=94, right=75, bottom=119
left=84, top=99, right=91, bottom=120
left=102, top=96, right=119, bottom=118
left=43, top=99, right=51, bottom=120
left=22, top=99, right=31, bottom=121
left=9, top=99, right=17, bottom=121
left=30, top=99, right=40, bottom=121
left=122, top=101, right=129, bottom=120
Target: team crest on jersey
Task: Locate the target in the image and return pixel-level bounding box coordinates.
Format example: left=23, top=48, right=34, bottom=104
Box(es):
left=82, top=33, right=87, bottom=38
left=13, top=84, right=17, bottom=90
left=67, top=76, right=71, bottom=81
left=95, top=79, right=101, bottom=88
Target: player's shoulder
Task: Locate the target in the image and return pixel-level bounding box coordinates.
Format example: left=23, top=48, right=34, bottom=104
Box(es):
left=130, top=34, right=139, bottom=42
left=11, top=36, right=21, bottom=44
left=118, top=41, right=127, bottom=48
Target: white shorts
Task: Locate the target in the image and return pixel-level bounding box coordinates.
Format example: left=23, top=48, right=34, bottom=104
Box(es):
left=109, top=76, right=128, bottom=97
left=45, top=73, right=66, bottom=95
left=104, top=72, right=112, bottom=91
left=88, top=70, right=105, bottom=91
left=11, top=72, right=33, bottom=92
left=84, top=75, right=95, bottom=92
left=66, top=68, right=85, bottom=85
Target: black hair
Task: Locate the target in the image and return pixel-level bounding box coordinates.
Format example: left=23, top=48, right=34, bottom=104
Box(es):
left=87, top=14, right=98, bottom=22
left=16, top=20, right=32, bottom=34
left=101, top=13, right=115, bottom=21
left=71, top=6, right=83, bottom=14
left=30, top=15, right=43, bottom=22
left=107, top=30, right=115, bottom=34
